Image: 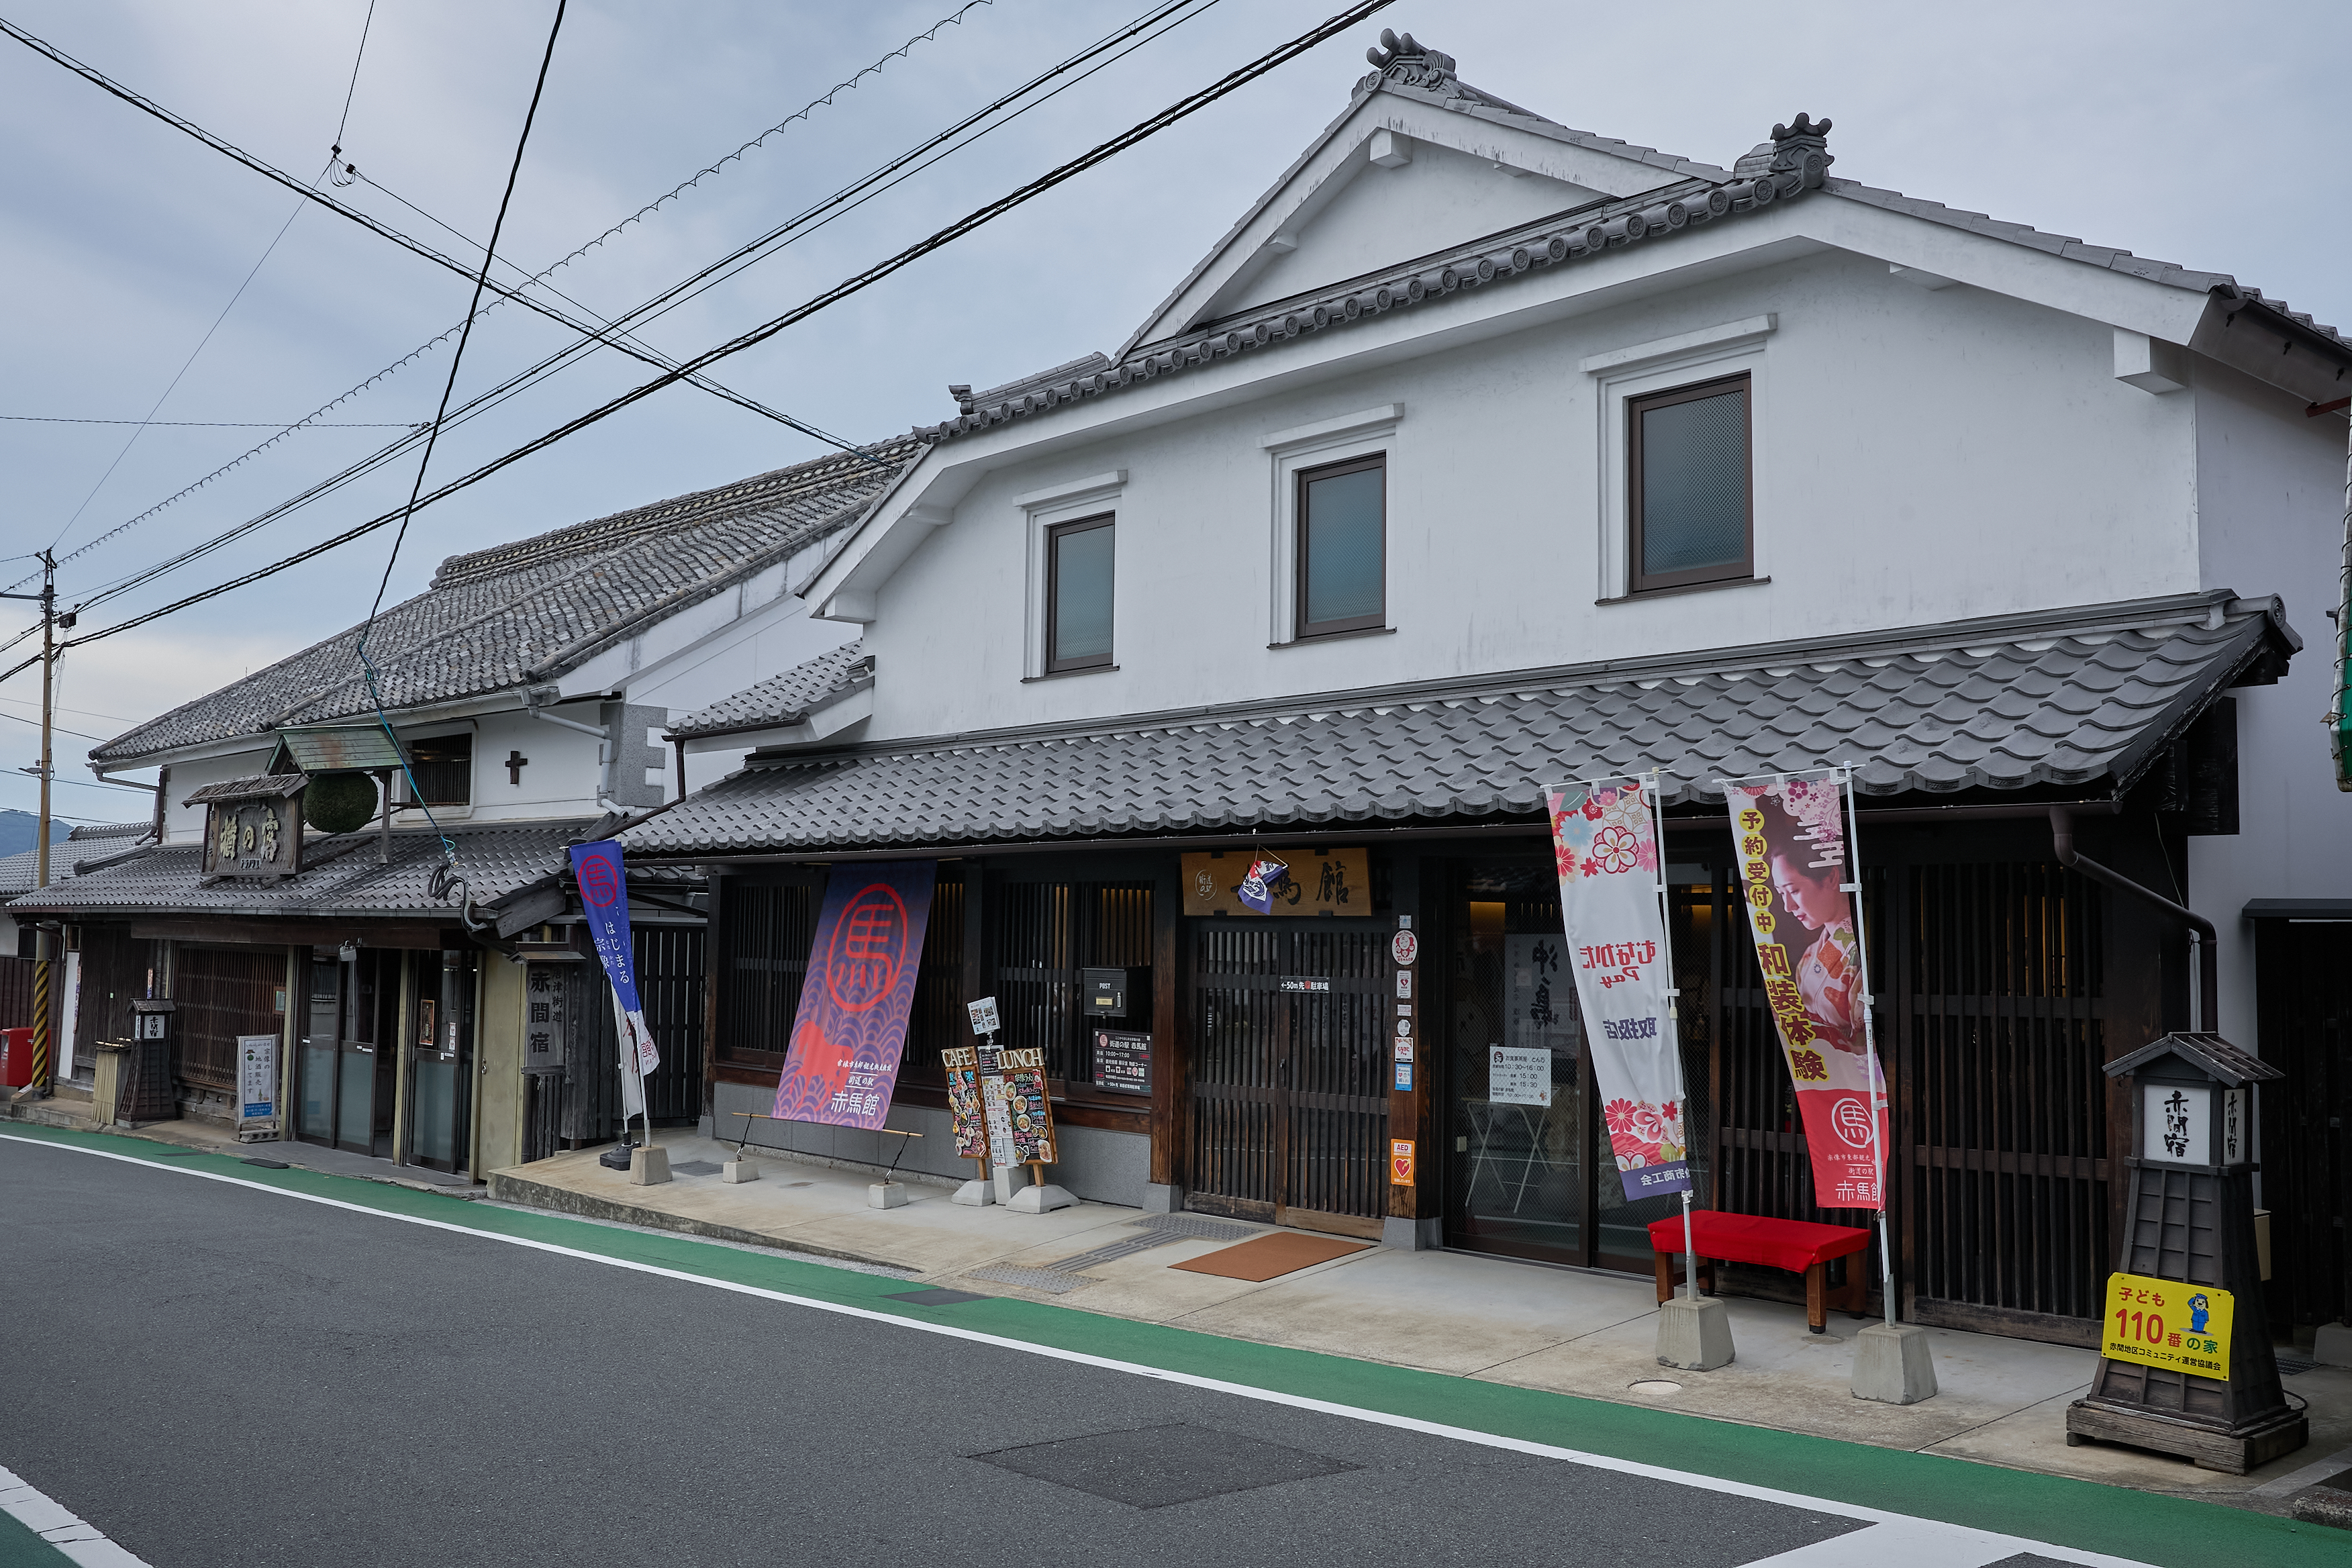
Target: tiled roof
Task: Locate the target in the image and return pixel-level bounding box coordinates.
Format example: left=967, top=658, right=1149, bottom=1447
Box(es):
left=5, top=820, right=599, bottom=920
left=91, top=440, right=926, bottom=766
left=624, top=592, right=2292, bottom=859
left=0, top=830, right=156, bottom=899
left=928, top=50, right=2345, bottom=452
left=669, top=640, right=869, bottom=738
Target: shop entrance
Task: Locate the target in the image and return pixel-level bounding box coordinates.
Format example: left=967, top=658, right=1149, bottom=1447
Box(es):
left=1186, top=920, right=1389, bottom=1237
left=407, top=950, right=477, bottom=1173
left=297, top=948, right=396, bottom=1157
left=1440, top=858, right=1710, bottom=1274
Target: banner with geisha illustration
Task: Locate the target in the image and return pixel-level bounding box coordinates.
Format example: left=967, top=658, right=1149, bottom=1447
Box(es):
left=1722, top=770, right=1888, bottom=1210
left=1544, top=777, right=1691, bottom=1200
left=773, top=862, right=936, bottom=1129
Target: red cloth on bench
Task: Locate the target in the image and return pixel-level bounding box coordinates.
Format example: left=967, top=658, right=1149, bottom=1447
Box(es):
left=1647, top=1212, right=1869, bottom=1275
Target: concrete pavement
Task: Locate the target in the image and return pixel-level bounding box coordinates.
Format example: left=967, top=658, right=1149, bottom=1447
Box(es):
left=488, top=1129, right=2352, bottom=1509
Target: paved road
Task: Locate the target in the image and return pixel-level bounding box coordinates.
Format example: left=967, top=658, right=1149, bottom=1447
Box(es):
left=0, top=1133, right=2284, bottom=1568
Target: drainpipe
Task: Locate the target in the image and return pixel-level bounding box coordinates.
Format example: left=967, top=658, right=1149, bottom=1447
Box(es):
left=2049, top=805, right=2217, bottom=1032
left=524, top=686, right=627, bottom=816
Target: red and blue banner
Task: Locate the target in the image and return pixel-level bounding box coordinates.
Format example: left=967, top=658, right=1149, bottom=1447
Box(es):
left=569, top=840, right=658, bottom=1082
left=773, top=861, right=936, bottom=1128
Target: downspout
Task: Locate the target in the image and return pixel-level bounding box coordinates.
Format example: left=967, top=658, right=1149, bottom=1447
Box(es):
left=2049, top=805, right=2217, bottom=1032
left=524, top=686, right=628, bottom=816
left=2333, top=398, right=2351, bottom=790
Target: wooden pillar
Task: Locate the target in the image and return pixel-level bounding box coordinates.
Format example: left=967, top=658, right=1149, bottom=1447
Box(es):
left=702, top=867, right=724, bottom=1126
left=1386, top=851, right=1431, bottom=1246
left=2094, top=810, right=2176, bottom=1267
left=1150, top=863, right=1183, bottom=1195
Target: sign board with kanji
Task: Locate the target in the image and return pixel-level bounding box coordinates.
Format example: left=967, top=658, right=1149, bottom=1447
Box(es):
left=2102, top=1271, right=2233, bottom=1379
left=1181, top=848, right=1370, bottom=916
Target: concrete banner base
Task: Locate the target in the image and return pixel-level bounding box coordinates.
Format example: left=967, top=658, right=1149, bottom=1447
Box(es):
left=721, top=1158, right=761, bottom=1184
left=1852, top=1322, right=1939, bottom=1404
left=628, top=1144, right=671, bottom=1185
left=950, top=1179, right=997, bottom=1206
left=1656, top=1295, right=1734, bottom=1371
left=868, top=1181, right=911, bottom=1210
left=1007, top=1183, right=1077, bottom=1214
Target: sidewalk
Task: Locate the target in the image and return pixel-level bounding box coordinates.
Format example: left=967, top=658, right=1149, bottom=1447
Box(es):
left=1, top=1089, right=478, bottom=1195
left=488, top=1130, right=2351, bottom=1516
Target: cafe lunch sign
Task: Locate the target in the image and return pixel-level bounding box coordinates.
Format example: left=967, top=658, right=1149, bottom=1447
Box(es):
left=189, top=774, right=310, bottom=883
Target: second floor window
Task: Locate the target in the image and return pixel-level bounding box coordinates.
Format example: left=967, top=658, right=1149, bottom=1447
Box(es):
left=1297, top=454, right=1385, bottom=637
left=403, top=732, right=473, bottom=807
left=1045, top=514, right=1115, bottom=673
left=1628, top=373, right=1752, bottom=592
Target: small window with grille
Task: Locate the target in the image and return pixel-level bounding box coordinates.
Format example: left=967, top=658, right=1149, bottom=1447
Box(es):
left=1628, top=373, right=1752, bottom=593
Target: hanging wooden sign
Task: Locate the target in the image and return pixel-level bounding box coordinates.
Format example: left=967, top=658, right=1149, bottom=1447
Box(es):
left=189, top=775, right=309, bottom=882
left=1181, top=848, right=1370, bottom=916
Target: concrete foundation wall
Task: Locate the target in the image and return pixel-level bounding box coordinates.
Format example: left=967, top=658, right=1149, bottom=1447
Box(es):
left=705, top=1079, right=1147, bottom=1208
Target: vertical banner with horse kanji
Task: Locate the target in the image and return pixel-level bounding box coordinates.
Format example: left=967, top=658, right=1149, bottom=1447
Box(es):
left=1721, top=770, right=1888, bottom=1209
left=1545, top=776, right=1692, bottom=1200
left=773, top=862, right=936, bottom=1129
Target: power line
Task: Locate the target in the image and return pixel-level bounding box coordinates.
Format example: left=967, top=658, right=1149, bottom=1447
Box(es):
left=3, top=0, right=1001, bottom=600
left=3, top=415, right=424, bottom=428
left=0, top=16, right=852, bottom=460
left=20, top=0, right=1393, bottom=667
left=332, top=0, right=377, bottom=150
left=34, top=0, right=1214, bottom=621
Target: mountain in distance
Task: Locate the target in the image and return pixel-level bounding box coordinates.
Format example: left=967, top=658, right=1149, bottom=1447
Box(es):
left=0, top=809, right=73, bottom=859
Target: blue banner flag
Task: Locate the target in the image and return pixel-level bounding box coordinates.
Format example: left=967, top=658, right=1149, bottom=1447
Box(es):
left=569, top=840, right=659, bottom=1085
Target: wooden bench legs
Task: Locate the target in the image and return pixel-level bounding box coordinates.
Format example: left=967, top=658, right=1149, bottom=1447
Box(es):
left=1651, top=1252, right=1715, bottom=1303
left=1804, top=1258, right=1868, bottom=1333
left=1655, top=1251, right=1866, bottom=1332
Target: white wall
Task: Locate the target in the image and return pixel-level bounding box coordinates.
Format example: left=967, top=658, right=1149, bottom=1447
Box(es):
left=2188, top=366, right=2352, bottom=1048
left=859, top=248, right=2206, bottom=742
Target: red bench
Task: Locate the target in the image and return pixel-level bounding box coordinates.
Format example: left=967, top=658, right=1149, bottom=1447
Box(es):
left=1649, top=1212, right=1871, bottom=1334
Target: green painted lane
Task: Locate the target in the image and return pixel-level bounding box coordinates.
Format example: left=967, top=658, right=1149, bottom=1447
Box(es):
left=0, top=1508, right=69, bottom=1568
left=7, top=1122, right=2337, bottom=1567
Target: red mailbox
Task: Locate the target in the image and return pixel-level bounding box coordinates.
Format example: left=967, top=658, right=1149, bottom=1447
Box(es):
left=0, top=1027, right=34, bottom=1088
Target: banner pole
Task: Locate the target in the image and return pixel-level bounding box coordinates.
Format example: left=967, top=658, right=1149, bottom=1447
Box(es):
left=1645, top=770, right=1700, bottom=1302
left=1837, top=763, right=1896, bottom=1328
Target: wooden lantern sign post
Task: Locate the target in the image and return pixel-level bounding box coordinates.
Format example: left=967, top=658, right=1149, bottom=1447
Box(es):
left=956, top=995, right=1074, bottom=1214
left=2065, top=1032, right=2304, bottom=1473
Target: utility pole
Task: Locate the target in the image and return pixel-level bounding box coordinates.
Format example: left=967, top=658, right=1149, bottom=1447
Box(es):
left=6, top=550, right=62, bottom=1101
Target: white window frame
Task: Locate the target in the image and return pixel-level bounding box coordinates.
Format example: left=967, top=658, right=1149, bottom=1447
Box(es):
left=1260, top=403, right=1404, bottom=646
left=1016, top=471, right=1126, bottom=679
left=1582, top=317, right=1775, bottom=602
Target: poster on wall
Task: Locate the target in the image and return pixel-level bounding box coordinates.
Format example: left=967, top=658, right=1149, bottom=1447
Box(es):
left=1720, top=769, right=1888, bottom=1210
left=236, top=1034, right=278, bottom=1134
left=1543, top=775, right=1691, bottom=1200
left=772, top=862, right=936, bottom=1129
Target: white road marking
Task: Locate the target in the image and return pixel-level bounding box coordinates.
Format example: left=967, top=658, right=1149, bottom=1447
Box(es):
left=3, top=1133, right=2155, bottom=1568
left=0, top=1467, right=155, bottom=1567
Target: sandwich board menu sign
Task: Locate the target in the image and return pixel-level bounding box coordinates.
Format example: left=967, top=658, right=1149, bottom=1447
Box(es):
left=942, top=1044, right=989, bottom=1162
left=993, top=1044, right=1056, bottom=1165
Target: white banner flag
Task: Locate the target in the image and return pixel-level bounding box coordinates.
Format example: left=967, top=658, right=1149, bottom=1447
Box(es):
left=1545, top=776, right=1692, bottom=1200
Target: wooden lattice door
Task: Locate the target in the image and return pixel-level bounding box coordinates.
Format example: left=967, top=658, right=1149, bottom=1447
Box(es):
left=1187, top=921, right=1389, bottom=1237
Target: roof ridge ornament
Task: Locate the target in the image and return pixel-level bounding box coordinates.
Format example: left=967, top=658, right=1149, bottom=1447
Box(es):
left=1732, top=111, right=1834, bottom=187
left=1361, top=28, right=1457, bottom=87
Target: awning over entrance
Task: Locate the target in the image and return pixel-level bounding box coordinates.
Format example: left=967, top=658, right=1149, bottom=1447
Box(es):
left=628, top=591, right=2294, bottom=859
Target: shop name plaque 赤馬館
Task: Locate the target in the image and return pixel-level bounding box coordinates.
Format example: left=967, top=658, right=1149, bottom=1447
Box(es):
left=1181, top=848, right=1369, bottom=917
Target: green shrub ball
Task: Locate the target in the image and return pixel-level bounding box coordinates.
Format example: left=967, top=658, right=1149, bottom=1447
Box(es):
left=305, top=773, right=379, bottom=834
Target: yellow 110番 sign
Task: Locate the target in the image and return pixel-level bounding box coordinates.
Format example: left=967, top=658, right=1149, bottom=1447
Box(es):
left=2101, top=1271, right=2233, bottom=1380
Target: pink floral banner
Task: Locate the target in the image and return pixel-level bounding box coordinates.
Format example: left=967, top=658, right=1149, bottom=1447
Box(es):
left=1545, top=776, right=1692, bottom=1200
left=1722, top=770, right=1888, bottom=1210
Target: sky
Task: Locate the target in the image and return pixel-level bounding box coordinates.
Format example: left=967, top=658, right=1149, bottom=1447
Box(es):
left=2, top=0, right=2347, bottom=825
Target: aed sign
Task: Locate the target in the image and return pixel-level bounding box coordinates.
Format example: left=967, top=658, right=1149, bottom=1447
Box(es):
left=1389, top=1138, right=1415, bottom=1185
left=2101, top=1271, right=2232, bottom=1379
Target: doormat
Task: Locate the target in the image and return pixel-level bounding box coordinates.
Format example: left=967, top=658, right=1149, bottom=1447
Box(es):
left=1168, top=1230, right=1370, bottom=1282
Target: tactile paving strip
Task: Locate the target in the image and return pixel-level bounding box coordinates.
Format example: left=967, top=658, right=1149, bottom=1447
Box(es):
left=1130, top=1213, right=1261, bottom=1242
left=964, top=1263, right=1099, bottom=1295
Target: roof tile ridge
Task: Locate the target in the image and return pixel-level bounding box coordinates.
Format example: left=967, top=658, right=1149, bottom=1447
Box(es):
left=431, top=437, right=921, bottom=587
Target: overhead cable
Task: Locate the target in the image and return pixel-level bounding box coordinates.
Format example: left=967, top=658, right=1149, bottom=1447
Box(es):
left=39, top=0, right=1214, bottom=616
left=0, top=0, right=995, bottom=593
left=30, top=0, right=1393, bottom=663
